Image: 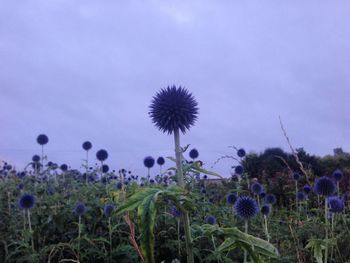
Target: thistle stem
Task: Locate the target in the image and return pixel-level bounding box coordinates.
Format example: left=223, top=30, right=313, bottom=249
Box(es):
left=109, top=217, right=112, bottom=263
left=325, top=198, right=328, bottom=263
left=264, top=215, right=270, bottom=242
left=78, top=215, right=81, bottom=260
left=27, top=210, right=34, bottom=251
left=174, top=128, right=194, bottom=263
left=244, top=220, right=248, bottom=263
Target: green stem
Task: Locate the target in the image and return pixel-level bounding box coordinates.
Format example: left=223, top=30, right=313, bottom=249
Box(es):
left=331, top=213, right=335, bottom=263
left=325, top=198, right=328, bottom=263
left=27, top=210, right=34, bottom=251
left=78, top=215, right=81, bottom=260
left=177, top=218, right=181, bottom=259
left=244, top=220, right=248, bottom=263
left=295, top=181, right=298, bottom=214
left=109, top=217, right=112, bottom=263
left=337, top=181, right=340, bottom=197
left=174, top=128, right=194, bottom=263
left=264, top=215, right=270, bottom=242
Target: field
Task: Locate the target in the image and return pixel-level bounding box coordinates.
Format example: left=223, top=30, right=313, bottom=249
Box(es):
left=1, top=138, right=350, bottom=262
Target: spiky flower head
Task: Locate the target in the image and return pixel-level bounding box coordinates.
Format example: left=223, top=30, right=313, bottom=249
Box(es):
left=251, top=182, right=264, bottom=195
left=82, top=141, right=92, bottom=151
left=235, top=165, right=244, bottom=175
left=314, top=176, right=336, bottom=196
left=328, top=196, right=344, bottom=213
left=227, top=193, right=237, bottom=205
left=144, top=156, right=155, bottom=168
left=32, top=155, right=40, bottom=162
left=293, top=172, right=301, bottom=181
left=303, top=184, right=312, bottom=194
left=205, top=215, right=216, bottom=225
left=102, top=164, right=109, bottom=173
left=189, top=148, right=199, bottom=159
left=265, top=194, right=277, bottom=205
left=296, top=192, right=306, bottom=201
left=19, top=193, right=36, bottom=210
left=332, top=169, right=343, bottom=181
left=103, top=204, right=115, bottom=217
left=259, top=192, right=266, bottom=199
left=261, top=204, right=271, bottom=216
left=74, top=202, right=86, bottom=216
left=60, top=164, right=68, bottom=171
left=149, top=86, right=199, bottom=134
left=37, top=134, right=49, bottom=145
left=96, top=149, right=108, bottom=162
left=157, top=157, right=165, bottom=166
left=234, top=196, right=259, bottom=220
left=237, top=148, right=246, bottom=158
left=170, top=206, right=182, bottom=218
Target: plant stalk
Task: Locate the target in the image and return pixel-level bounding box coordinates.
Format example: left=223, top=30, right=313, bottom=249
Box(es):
left=174, top=128, right=194, bottom=263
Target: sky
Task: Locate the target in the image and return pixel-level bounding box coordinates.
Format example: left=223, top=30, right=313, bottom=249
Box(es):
left=0, top=0, right=349, bottom=177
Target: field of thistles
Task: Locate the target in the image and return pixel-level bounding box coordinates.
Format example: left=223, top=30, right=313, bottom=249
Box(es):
left=1, top=87, right=350, bottom=263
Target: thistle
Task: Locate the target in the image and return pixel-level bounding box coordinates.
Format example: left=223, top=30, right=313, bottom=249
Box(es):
left=149, top=85, right=198, bottom=263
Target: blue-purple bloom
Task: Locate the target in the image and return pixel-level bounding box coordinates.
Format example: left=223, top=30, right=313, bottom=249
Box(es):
left=328, top=196, right=344, bottom=213
left=19, top=193, right=36, bottom=210
left=227, top=193, right=237, bottom=205
left=314, top=176, right=336, bottom=196
left=96, top=149, right=108, bottom=162
left=332, top=169, right=343, bottom=181
left=237, top=148, right=246, bottom=158
left=103, top=204, right=115, bottom=217
left=37, top=134, right=49, bottom=145
left=143, top=156, right=155, bottom=168
left=205, top=215, right=216, bottom=225
left=189, top=148, right=199, bottom=159
left=261, top=204, right=271, bottom=216
left=251, top=182, right=264, bottom=195
left=149, top=86, right=199, bottom=134
left=74, top=202, right=86, bottom=216
left=265, top=194, right=277, bottom=205
left=234, top=196, right=259, bottom=220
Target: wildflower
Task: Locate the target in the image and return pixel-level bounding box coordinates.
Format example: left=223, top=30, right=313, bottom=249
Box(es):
left=314, top=176, right=336, bottom=196
left=19, top=193, right=36, bottom=210
left=234, top=196, right=259, bottom=220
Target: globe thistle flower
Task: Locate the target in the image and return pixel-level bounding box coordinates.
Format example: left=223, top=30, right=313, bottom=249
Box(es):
left=189, top=149, right=199, bottom=160
left=259, top=192, right=266, bottom=199
left=237, top=148, right=246, bottom=158
left=203, top=174, right=208, bottom=179
left=296, top=192, right=306, bottom=201
left=17, top=171, right=26, bottom=179
left=149, top=86, right=199, bottom=134
left=116, top=182, right=123, bottom=190
left=103, top=204, right=115, bottom=217
left=234, top=165, right=244, bottom=175
left=332, top=169, right=343, bottom=181
left=261, top=204, right=271, bottom=216
left=19, top=193, right=36, bottom=210
left=32, top=155, right=40, bottom=162
left=303, top=184, right=312, bottom=194
left=227, top=193, right=237, bottom=205
left=102, top=164, right=109, bottom=173
left=265, top=194, right=277, bottom=205
left=205, top=215, right=216, bottom=225
left=327, top=196, right=344, bottom=213
left=96, top=149, right=108, bottom=162
left=74, top=202, right=86, bottom=216
left=170, top=206, right=182, bottom=218
left=157, top=157, right=165, bottom=166
left=234, top=196, right=259, bottom=220
left=82, top=141, right=92, bottom=151
left=314, top=176, right=336, bottom=196
left=143, top=156, right=155, bottom=168
left=150, top=179, right=155, bottom=184
left=251, top=182, right=263, bottom=195
left=37, top=134, right=49, bottom=145
left=201, top=188, right=206, bottom=194
left=16, top=183, right=24, bottom=190
left=293, top=172, right=301, bottom=181
left=60, top=164, right=68, bottom=171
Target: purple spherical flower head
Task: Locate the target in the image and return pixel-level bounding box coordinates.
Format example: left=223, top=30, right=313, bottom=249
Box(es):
left=19, top=193, right=36, bottom=210
left=332, top=169, right=343, bottom=181
left=37, top=134, right=49, bottom=145
left=234, top=196, right=259, bottom=220
left=157, top=157, right=165, bottom=166
left=82, top=141, right=92, bottom=151
left=205, top=215, right=216, bottom=225
left=144, top=156, right=155, bottom=168
left=314, top=176, right=336, bottom=196
left=189, top=148, right=199, bottom=159
left=104, top=204, right=115, bottom=217
left=265, top=194, right=277, bottom=205
left=237, top=148, right=246, bottom=158
left=327, top=196, right=344, bottom=213
left=96, top=149, right=108, bottom=162
left=149, top=86, right=199, bottom=134
left=251, top=182, right=264, bottom=195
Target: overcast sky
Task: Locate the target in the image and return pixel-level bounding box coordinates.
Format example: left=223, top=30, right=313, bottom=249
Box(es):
left=1, top=0, right=349, bottom=177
